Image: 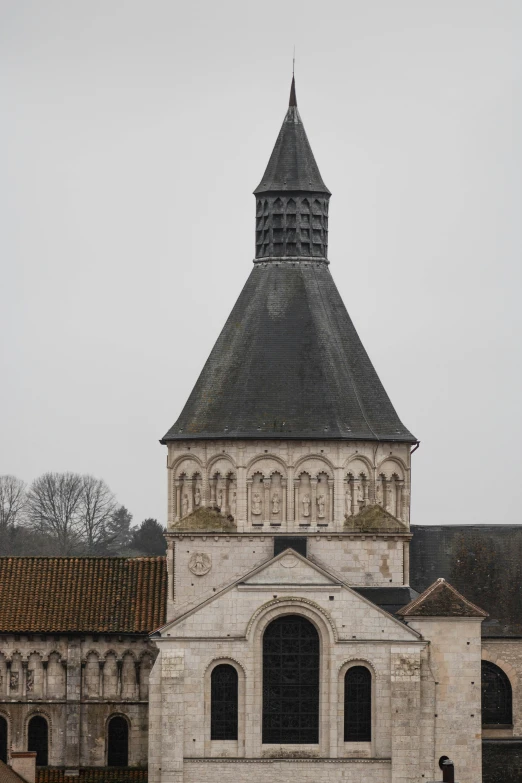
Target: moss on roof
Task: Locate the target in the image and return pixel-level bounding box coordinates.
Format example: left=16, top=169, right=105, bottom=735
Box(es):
left=171, top=507, right=237, bottom=532
left=344, top=504, right=407, bottom=533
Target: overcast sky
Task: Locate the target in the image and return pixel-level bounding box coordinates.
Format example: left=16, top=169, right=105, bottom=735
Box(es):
left=1, top=0, right=521, bottom=529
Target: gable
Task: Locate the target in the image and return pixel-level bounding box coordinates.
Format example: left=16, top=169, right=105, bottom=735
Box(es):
left=243, top=551, right=340, bottom=586
left=345, top=504, right=408, bottom=533
left=156, top=551, right=419, bottom=641
left=398, top=578, right=488, bottom=618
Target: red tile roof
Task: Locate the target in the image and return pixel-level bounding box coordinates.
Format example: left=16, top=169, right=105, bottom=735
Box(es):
left=0, top=558, right=167, bottom=634
left=36, top=769, right=147, bottom=782
left=0, top=761, right=26, bottom=783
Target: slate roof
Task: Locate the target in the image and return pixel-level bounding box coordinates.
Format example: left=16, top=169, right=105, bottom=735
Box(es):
left=254, top=76, right=330, bottom=195
left=397, top=578, right=488, bottom=618
left=0, top=557, right=166, bottom=634
left=162, top=261, right=416, bottom=442
left=410, top=525, right=522, bottom=637
left=352, top=586, right=419, bottom=616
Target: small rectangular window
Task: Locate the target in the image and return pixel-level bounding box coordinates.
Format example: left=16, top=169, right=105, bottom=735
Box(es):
left=274, top=537, right=307, bottom=558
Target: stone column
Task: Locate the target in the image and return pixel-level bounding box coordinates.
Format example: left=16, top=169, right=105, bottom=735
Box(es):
left=334, top=467, right=344, bottom=523
left=42, top=660, right=48, bottom=699
left=263, top=478, right=271, bottom=524
left=403, top=540, right=410, bottom=586
left=287, top=467, right=294, bottom=522
left=21, top=661, right=27, bottom=698
left=174, top=480, right=181, bottom=522
left=328, top=479, right=334, bottom=522
left=210, top=475, right=216, bottom=505
left=247, top=478, right=252, bottom=525
left=117, top=659, right=123, bottom=697
left=397, top=482, right=404, bottom=521
left=65, top=638, right=81, bottom=770
left=160, top=650, right=185, bottom=783
left=282, top=479, right=287, bottom=524
left=363, top=478, right=370, bottom=507
left=237, top=466, right=247, bottom=525
left=311, top=478, right=318, bottom=524
left=6, top=662, right=10, bottom=698
left=99, top=660, right=104, bottom=698
left=294, top=479, right=300, bottom=523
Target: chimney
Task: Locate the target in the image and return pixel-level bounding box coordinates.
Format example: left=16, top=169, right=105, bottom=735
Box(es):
left=10, top=752, right=36, bottom=783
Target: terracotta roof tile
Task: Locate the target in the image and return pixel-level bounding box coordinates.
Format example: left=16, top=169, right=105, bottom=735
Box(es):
left=0, top=558, right=167, bottom=634
left=36, top=769, right=147, bottom=782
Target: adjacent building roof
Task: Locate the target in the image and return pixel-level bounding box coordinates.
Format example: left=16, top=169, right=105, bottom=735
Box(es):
left=397, top=578, right=488, bottom=619
left=0, top=557, right=166, bottom=634
left=36, top=770, right=147, bottom=782
left=0, top=761, right=26, bottom=783
left=352, top=586, right=419, bottom=616
left=410, top=525, right=522, bottom=636
left=254, top=76, right=330, bottom=195
left=161, top=261, right=416, bottom=442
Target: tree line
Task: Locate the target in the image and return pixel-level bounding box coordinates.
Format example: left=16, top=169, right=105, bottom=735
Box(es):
left=0, top=473, right=166, bottom=557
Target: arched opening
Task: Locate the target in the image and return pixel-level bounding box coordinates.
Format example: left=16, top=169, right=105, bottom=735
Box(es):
left=28, top=716, right=48, bottom=766
left=210, top=664, right=238, bottom=740
left=482, top=661, right=513, bottom=726
left=344, top=666, right=372, bottom=741
left=0, top=716, right=7, bottom=763
left=262, top=615, right=319, bottom=744
left=107, top=716, right=129, bottom=766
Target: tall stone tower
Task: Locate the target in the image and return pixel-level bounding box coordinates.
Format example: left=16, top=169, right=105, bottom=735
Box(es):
left=160, top=75, right=417, bottom=612
left=151, top=79, right=485, bottom=783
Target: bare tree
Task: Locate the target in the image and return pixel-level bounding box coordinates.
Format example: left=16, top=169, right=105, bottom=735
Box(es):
left=79, top=475, right=117, bottom=554
left=0, top=475, right=27, bottom=533
left=26, top=472, right=84, bottom=555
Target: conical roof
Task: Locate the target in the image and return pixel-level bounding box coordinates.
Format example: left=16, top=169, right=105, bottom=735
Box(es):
left=161, top=262, right=416, bottom=442
left=254, top=76, right=330, bottom=195
left=162, top=79, right=415, bottom=444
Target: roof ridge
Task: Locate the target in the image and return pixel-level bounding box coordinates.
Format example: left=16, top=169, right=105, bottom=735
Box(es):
left=398, top=578, right=488, bottom=618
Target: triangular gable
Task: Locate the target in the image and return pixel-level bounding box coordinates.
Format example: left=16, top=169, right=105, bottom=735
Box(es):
left=153, top=549, right=420, bottom=640
left=397, top=578, right=488, bottom=618
left=243, top=549, right=341, bottom=587
left=345, top=504, right=408, bottom=533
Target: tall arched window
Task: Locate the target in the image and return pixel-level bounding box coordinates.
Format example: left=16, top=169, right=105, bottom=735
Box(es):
left=28, top=716, right=48, bottom=766
left=263, top=615, right=319, bottom=744
left=211, top=664, right=238, bottom=740
left=344, top=666, right=372, bottom=742
left=482, top=661, right=513, bottom=726
left=0, top=716, right=7, bottom=763
left=107, top=716, right=129, bottom=766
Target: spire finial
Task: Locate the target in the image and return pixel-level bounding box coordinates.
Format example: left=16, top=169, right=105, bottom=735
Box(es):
left=289, top=48, right=297, bottom=107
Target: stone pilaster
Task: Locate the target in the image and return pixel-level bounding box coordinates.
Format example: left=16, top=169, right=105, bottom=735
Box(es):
left=65, top=638, right=81, bottom=770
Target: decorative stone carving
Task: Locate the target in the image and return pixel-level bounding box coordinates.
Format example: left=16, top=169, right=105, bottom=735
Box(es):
left=231, top=491, right=237, bottom=518
left=26, top=669, right=34, bottom=692
left=182, top=494, right=189, bottom=517
left=303, top=494, right=311, bottom=517
left=272, top=492, right=280, bottom=515
left=252, top=492, right=262, bottom=516
left=386, top=482, right=395, bottom=514
left=376, top=479, right=383, bottom=507
left=217, top=489, right=224, bottom=510
left=345, top=484, right=352, bottom=516
left=356, top=482, right=364, bottom=506
left=188, top=552, right=212, bottom=576
left=10, top=671, right=18, bottom=690
left=194, top=487, right=201, bottom=507
left=317, top=494, right=326, bottom=518
left=280, top=554, right=298, bottom=568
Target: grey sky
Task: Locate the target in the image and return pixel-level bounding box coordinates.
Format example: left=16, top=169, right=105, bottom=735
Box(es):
left=1, top=0, right=521, bottom=528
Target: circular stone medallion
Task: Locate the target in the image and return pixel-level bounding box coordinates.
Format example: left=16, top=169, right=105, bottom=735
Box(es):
left=280, top=554, right=298, bottom=568
left=188, top=552, right=212, bottom=576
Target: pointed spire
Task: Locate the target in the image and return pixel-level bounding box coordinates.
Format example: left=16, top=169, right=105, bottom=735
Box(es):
left=289, top=74, right=297, bottom=107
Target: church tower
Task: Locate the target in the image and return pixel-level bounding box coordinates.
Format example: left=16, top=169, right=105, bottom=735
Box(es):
left=161, top=76, right=417, bottom=610
left=150, top=78, right=485, bottom=783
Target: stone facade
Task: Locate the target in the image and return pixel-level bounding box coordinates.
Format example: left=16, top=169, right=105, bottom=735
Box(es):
left=0, top=634, right=156, bottom=768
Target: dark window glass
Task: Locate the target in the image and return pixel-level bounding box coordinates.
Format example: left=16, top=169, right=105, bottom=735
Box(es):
left=482, top=661, right=513, bottom=725
left=107, top=716, right=129, bottom=766
left=0, top=716, right=7, bottom=763
left=28, top=716, right=48, bottom=766
left=262, top=615, right=319, bottom=744
left=344, top=666, right=372, bottom=742
left=274, top=537, right=307, bottom=558
left=211, top=664, right=238, bottom=740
